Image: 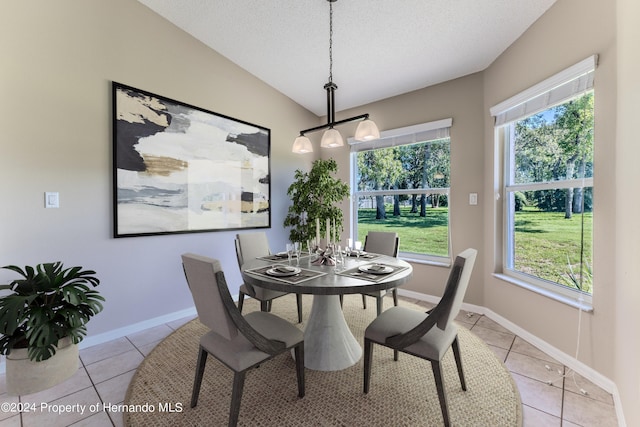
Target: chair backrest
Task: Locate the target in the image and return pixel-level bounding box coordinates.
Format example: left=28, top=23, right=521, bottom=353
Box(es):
left=235, top=232, right=271, bottom=266
left=363, top=231, right=399, bottom=257
left=182, top=253, right=238, bottom=340
left=434, top=248, right=477, bottom=330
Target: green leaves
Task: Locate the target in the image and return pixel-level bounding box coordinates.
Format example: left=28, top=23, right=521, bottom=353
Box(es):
left=0, top=262, right=104, bottom=361
left=284, top=159, right=349, bottom=244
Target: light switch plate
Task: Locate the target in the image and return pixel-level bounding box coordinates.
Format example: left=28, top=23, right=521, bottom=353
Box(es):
left=45, top=192, right=59, bottom=208
left=469, top=193, right=478, bottom=205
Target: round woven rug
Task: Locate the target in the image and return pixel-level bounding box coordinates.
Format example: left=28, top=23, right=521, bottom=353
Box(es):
left=124, top=295, right=522, bottom=426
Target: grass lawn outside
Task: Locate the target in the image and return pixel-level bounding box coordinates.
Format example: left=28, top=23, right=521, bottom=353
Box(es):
left=514, top=208, right=592, bottom=293
left=356, top=206, right=449, bottom=256
left=356, top=206, right=593, bottom=294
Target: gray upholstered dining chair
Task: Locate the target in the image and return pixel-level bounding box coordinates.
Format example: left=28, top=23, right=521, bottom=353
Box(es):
left=235, top=232, right=303, bottom=323
left=360, top=231, right=400, bottom=315
left=181, top=253, right=305, bottom=427
left=363, top=248, right=477, bottom=427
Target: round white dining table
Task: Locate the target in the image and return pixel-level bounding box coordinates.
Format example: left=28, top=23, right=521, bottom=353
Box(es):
left=241, top=253, right=413, bottom=371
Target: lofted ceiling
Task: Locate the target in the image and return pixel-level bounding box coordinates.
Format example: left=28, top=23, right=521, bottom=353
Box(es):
left=137, top=0, right=557, bottom=116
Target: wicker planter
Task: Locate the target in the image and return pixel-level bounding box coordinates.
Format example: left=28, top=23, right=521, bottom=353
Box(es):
left=5, top=337, right=78, bottom=396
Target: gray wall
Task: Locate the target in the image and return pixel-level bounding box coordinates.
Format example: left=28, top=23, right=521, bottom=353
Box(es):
left=0, top=0, right=318, bottom=339
left=483, top=0, right=616, bottom=390
left=328, top=0, right=637, bottom=424
left=1, top=0, right=637, bottom=424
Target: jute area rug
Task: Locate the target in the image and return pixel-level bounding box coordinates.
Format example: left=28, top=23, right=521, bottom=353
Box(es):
left=124, top=294, right=522, bottom=426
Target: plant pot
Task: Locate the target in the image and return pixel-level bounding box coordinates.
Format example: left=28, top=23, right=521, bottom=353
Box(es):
left=5, top=337, right=79, bottom=396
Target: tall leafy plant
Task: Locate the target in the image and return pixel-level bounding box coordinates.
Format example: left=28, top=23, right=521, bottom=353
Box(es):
left=0, top=262, right=104, bottom=361
left=284, top=158, right=350, bottom=244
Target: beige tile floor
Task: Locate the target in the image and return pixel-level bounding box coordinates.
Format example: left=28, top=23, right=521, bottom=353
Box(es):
left=0, top=296, right=618, bottom=426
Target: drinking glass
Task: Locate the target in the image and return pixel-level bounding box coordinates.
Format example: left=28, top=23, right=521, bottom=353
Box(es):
left=286, top=243, right=295, bottom=264
left=335, top=245, right=344, bottom=270
left=354, top=241, right=362, bottom=258
left=294, top=242, right=302, bottom=264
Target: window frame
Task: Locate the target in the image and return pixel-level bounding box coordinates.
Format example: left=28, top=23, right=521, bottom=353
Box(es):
left=502, top=118, right=594, bottom=305
left=491, top=56, right=597, bottom=306
left=349, top=119, right=452, bottom=265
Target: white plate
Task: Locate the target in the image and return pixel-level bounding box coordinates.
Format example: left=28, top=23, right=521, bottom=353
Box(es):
left=266, top=266, right=301, bottom=277
left=358, top=264, right=393, bottom=275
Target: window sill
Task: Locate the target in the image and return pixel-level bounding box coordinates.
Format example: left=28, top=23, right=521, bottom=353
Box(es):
left=493, top=273, right=593, bottom=312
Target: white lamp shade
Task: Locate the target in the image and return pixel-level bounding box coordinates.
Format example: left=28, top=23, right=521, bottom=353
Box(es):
left=354, top=119, right=380, bottom=141
left=320, top=128, right=344, bottom=148
left=292, top=135, right=313, bottom=153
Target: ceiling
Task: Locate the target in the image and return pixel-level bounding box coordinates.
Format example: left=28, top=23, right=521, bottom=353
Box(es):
left=137, top=0, right=557, bottom=117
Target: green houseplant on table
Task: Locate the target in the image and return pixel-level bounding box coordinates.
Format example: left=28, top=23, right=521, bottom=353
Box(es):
left=0, top=262, right=104, bottom=395
left=284, top=158, right=350, bottom=247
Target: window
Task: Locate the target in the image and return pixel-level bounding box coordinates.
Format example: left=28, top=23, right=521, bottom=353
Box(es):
left=491, top=56, right=596, bottom=304
left=349, top=119, right=452, bottom=264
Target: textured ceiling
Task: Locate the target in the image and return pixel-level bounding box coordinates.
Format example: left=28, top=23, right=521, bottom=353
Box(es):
left=137, top=0, right=557, bottom=116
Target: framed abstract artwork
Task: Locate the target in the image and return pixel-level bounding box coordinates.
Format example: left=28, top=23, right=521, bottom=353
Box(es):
left=112, top=82, right=271, bottom=237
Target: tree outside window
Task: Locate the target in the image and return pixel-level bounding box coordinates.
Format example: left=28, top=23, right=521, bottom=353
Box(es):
left=353, top=137, right=450, bottom=261
left=505, top=91, right=594, bottom=297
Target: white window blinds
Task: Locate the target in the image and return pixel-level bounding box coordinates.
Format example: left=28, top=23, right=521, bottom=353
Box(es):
left=490, top=55, right=597, bottom=127
left=348, top=118, right=452, bottom=152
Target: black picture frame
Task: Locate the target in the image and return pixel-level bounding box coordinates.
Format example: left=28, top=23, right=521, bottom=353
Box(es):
left=112, top=82, right=271, bottom=238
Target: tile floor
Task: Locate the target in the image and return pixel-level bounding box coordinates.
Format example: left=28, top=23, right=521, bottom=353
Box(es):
left=0, top=296, right=619, bottom=426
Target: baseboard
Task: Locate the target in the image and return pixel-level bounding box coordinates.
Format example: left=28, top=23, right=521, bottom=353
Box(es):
left=397, top=288, right=625, bottom=426
left=0, top=290, right=626, bottom=425
left=479, top=308, right=625, bottom=427
left=79, top=306, right=199, bottom=350
left=0, top=305, right=200, bottom=375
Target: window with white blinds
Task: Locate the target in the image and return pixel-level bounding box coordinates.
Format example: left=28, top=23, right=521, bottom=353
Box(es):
left=491, top=56, right=596, bottom=305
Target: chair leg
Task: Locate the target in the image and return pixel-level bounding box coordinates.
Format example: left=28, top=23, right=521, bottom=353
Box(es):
left=393, top=349, right=399, bottom=361
left=339, top=294, right=343, bottom=308
left=237, top=292, right=245, bottom=313
left=392, top=288, right=398, bottom=306
left=296, top=294, right=303, bottom=323
left=363, top=338, right=373, bottom=393
left=451, top=336, right=467, bottom=390
left=260, top=300, right=269, bottom=312
left=294, top=343, right=305, bottom=397
left=362, top=294, right=367, bottom=309
left=229, top=371, right=246, bottom=427
left=190, top=347, right=208, bottom=408
left=431, top=360, right=451, bottom=427
left=376, top=296, right=383, bottom=316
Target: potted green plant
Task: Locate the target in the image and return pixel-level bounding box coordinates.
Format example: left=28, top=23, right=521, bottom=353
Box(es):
left=284, top=158, right=350, bottom=246
left=0, top=262, right=104, bottom=395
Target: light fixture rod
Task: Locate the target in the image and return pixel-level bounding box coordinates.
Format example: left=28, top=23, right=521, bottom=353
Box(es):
left=299, top=113, right=370, bottom=136
left=292, top=0, right=380, bottom=152
left=325, top=82, right=337, bottom=124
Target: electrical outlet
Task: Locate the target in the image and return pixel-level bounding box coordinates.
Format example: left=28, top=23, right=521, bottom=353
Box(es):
left=45, top=192, right=59, bottom=208
left=469, top=193, right=478, bottom=205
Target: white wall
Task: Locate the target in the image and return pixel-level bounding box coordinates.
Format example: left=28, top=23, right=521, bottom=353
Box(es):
left=0, top=0, right=318, bottom=339
left=615, top=0, right=640, bottom=425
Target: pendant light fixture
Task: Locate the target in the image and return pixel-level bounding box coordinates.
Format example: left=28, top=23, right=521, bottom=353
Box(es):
left=292, top=0, right=380, bottom=153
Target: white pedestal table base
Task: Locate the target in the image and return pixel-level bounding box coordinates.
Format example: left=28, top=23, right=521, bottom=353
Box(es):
left=303, top=294, right=362, bottom=371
